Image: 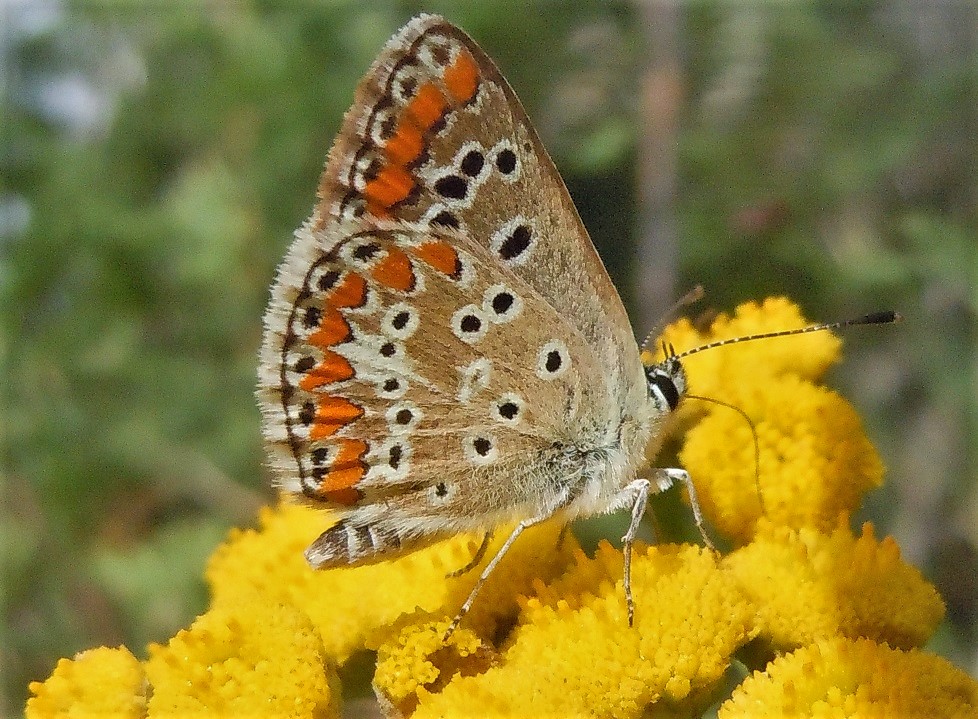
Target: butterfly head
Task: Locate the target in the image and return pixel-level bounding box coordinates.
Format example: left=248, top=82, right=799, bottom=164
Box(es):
left=643, top=353, right=687, bottom=415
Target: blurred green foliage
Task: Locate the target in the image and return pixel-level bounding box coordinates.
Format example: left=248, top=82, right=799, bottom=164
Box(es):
left=2, top=1, right=974, bottom=712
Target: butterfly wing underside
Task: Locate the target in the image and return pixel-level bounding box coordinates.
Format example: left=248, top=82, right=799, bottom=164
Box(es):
left=316, top=15, right=643, bottom=389
left=258, top=15, right=653, bottom=567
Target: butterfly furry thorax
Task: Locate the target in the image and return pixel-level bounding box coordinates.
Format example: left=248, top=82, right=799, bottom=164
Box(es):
left=257, top=14, right=691, bottom=626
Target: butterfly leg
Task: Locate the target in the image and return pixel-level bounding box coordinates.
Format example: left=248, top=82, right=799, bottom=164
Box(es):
left=620, top=468, right=715, bottom=626
left=620, top=478, right=651, bottom=627
left=444, top=501, right=565, bottom=640
left=654, top=467, right=715, bottom=553
left=447, top=530, right=494, bottom=578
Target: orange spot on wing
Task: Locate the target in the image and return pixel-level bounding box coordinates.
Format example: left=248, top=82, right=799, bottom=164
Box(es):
left=360, top=60, right=474, bottom=221
left=444, top=50, right=479, bottom=103
left=311, top=396, right=363, bottom=440
left=371, top=247, right=415, bottom=292
left=406, top=83, right=447, bottom=129
left=317, top=439, right=368, bottom=493
left=364, top=165, right=414, bottom=210
left=413, top=240, right=461, bottom=278
left=384, top=84, right=446, bottom=169
left=385, top=121, right=424, bottom=166
left=330, top=273, right=367, bottom=309
left=307, top=306, right=351, bottom=347
left=299, top=350, right=354, bottom=391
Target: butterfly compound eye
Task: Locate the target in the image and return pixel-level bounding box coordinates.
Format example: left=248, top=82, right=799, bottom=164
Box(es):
left=645, top=358, right=686, bottom=412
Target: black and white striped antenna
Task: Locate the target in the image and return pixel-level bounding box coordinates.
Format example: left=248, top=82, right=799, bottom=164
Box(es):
left=672, top=310, right=902, bottom=360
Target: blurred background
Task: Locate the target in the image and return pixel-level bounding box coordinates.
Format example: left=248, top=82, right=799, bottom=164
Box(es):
left=2, top=0, right=974, bottom=713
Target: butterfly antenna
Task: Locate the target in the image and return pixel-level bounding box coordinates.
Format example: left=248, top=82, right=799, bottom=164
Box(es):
left=670, top=311, right=900, bottom=521
left=686, top=394, right=765, bottom=516
left=673, top=310, right=901, bottom=360
left=640, top=285, right=705, bottom=352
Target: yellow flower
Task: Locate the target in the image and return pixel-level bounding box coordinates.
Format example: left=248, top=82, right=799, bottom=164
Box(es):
left=144, top=592, right=338, bottom=717
left=724, top=520, right=945, bottom=650
left=718, top=637, right=978, bottom=718
left=374, top=542, right=757, bottom=718
left=680, top=376, right=884, bottom=542
left=206, top=502, right=573, bottom=662
left=25, top=646, right=146, bottom=719
left=373, top=616, right=495, bottom=711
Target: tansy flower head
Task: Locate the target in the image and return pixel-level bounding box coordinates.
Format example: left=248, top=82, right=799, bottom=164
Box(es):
left=373, top=616, right=496, bottom=714
left=25, top=646, right=146, bottom=719
left=680, top=375, right=884, bottom=542
left=724, top=519, right=945, bottom=651
left=718, top=637, right=978, bottom=718
left=144, top=592, right=338, bottom=717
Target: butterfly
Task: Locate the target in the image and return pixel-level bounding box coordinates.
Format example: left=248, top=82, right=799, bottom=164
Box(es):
left=257, top=14, right=895, bottom=634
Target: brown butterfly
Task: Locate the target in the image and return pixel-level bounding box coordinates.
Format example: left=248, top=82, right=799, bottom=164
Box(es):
left=257, top=14, right=897, bottom=634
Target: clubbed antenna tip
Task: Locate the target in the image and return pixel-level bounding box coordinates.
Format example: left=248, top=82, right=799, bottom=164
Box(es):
left=850, top=310, right=902, bottom=326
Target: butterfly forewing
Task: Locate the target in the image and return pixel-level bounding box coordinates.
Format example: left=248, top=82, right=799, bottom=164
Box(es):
left=315, top=15, right=644, bottom=395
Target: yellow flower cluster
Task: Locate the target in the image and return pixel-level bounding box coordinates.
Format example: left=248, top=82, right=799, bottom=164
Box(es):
left=26, top=507, right=571, bottom=718
left=144, top=596, right=337, bottom=717
left=207, top=502, right=574, bottom=659
left=376, top=543, right=756, bottom=718
left=26, top=298, right=977, bottom=718
left=26, top=597, right=340, bottom=718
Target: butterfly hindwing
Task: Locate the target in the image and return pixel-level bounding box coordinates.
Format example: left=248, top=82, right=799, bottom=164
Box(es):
left=259, top=216, right=615, bottom=563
